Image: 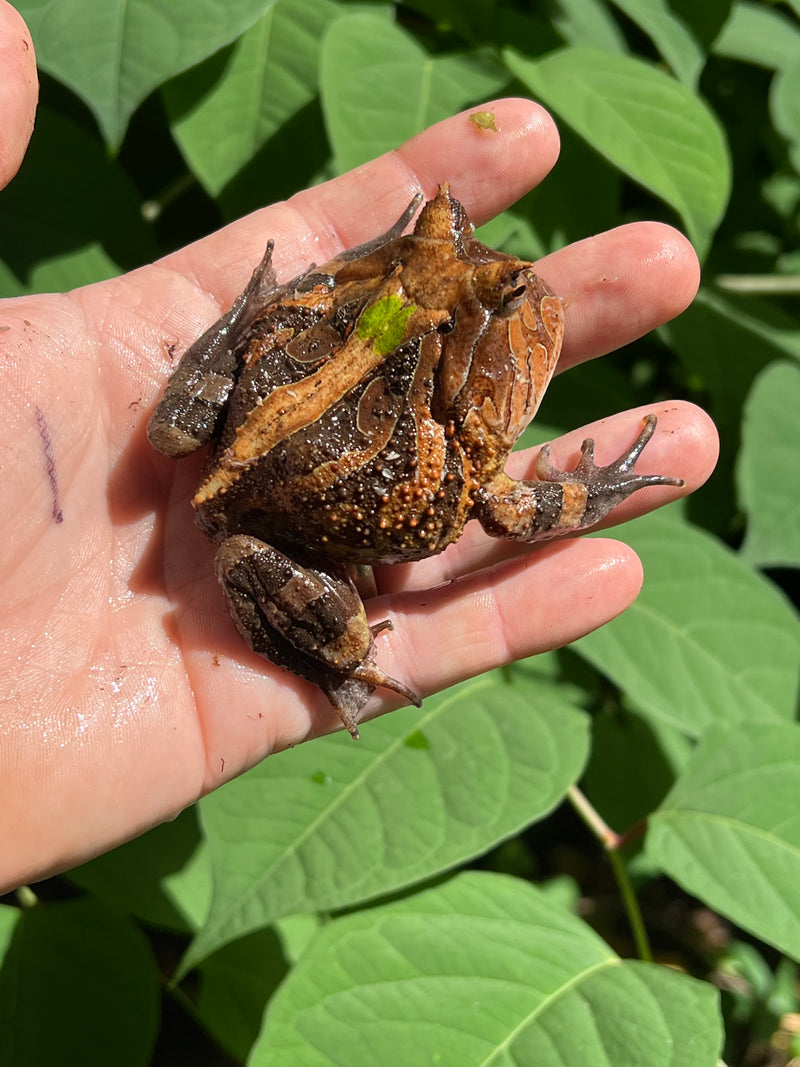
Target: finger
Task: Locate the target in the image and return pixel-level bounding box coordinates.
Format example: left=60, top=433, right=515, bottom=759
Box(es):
left=163, top=97, right=561, bottom=305
left=378, top=401, right=718, bottom=593
left=317, top=536, right=645, bottom=739
left=0, top=1, right=38, bottom=192
left=536, top=221, right=700, bottom=372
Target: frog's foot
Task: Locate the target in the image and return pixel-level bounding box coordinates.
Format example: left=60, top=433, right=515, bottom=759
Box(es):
left=311, top=621, right=421, bottom=737
left=215, top=535, right=419, bottom=739
left=535, top=414, right=685, bottom=519
left=319, top=660, right=420, bottom=739
left=476, top=415, right=684, bottom=542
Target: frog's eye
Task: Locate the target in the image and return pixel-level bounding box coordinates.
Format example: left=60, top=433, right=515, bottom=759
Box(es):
left=499, top=282, right=528, bottom=317
left=437, top=315, right=456, bottom=335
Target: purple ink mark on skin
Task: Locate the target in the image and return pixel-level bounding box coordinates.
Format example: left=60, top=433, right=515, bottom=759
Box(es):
left=35, top=405, right=63, bottom=524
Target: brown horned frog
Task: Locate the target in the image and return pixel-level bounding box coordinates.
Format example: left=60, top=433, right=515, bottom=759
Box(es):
left=147, top=185, right=682, bottom=737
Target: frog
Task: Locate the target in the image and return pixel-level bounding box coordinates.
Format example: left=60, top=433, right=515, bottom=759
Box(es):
left=147, top=185, right=683, bottom=738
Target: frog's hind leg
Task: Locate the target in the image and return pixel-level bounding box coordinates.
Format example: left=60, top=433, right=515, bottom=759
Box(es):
left=475, top=415, right=684, bottom=542
left=214, top=535, right=420, bottom=738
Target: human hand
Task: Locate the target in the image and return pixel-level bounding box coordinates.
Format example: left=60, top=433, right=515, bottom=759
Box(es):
left=0, top=1, right=716, bottom=892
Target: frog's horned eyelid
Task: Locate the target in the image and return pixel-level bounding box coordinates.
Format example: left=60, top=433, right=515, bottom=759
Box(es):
left=385, top=190, right=424, bottom=238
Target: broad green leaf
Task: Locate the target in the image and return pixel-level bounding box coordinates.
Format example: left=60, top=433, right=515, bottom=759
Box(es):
left=0, top=260, right=25, bottom=299
left=713, top=0, right=800, bottom=72
left=180, top=674, right=589, bottom=972
left=505, top=46, right=730, bottom=257
left=67, top=806, right=210, bottom=933
left=167, top=0, right=342, bottom=195
left=664, top=288, right=800, bottom=500
left=27, top=244, right=120, bottom=292
left=17, top=0, right=277, bottom=148
left=661, top=0, right=732, bottom=51
left=770, top=61, right=800, bottom=175
left=667, top=288, right=800, bottom=404
left=0, top=904, right=21, bottom=963
left=0, top=898, right=159, bottom=1066
left=771, top=62, right=800, bottom=143
left=482, top=125, right=623, bottom=262
left=737, top=361, right=800, bottom=568
left=320, top=13, right=508, bottom=173
left=0, top=108, right=153, bottom=291
left=253, top=872, right=722, bottom=1066
left=401, top=0, right=500, bottom=46
left=550, top=0, right=627, bottom=51
left=582, top=709, right=694, bottom=831
left=648, top=724, right=800, bottom=961
left=194, top=919, right=319, bottom=1062
left=493, top=9, right=562, bottom=59
left=610, top=0, right=705, bottom=87
left=216, top=94, right=334, bottom=219
left=576, top=509, right=800, bottom=736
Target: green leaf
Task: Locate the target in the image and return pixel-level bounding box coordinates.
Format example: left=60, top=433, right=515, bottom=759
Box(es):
left=26, top=244, right=121, bottom=292
left=400, top=0, right=500, bottom=46
left=0, top=904, right=21, bottom=963
left=771, top=61, right=800, bottom=143
left=194, top=920, right=318, bottom=1062
left=737, top=361, right=800, bottom=568
left=473, top=122, right=624, bottom=264
left=167, top=0, right=342, bottom=195
left=666, top=288, right=800, bottom=408
left=549, top=0, right=627, bottom=51
left=648, top=724, right=800, bottom=961
left=252, top=872, right=722, bottom=1065
left=0, top=108, right=153, bottom=290
left=180, top=674, right=589, bottom=972
left=504, top=46, right=730, bottom=257
left=713, top=0, right=800, bottom=73
left=582, top=710, right=694, bottom=831
left=575, top=509, right=800, bottom=736
left=0, top=898, right=160, bottom=1066
left=770, top=61, right=800, bottom=174
left=67, top=806, right=211, bottom=933
left=0, top=260, right=28, bottom=299
left=17, top=0, right=277, bottom=148
left=609, top=0, right=706, bottom=87
left=320, top=13, right=508, bottom=173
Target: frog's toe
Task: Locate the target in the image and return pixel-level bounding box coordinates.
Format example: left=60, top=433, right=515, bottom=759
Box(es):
left=351, top=663, right=422, bottom=709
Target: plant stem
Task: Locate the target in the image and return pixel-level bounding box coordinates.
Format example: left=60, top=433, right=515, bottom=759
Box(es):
left=606, top=846, right=653, bottom=963
left=567, top=785, right=653, bottom=963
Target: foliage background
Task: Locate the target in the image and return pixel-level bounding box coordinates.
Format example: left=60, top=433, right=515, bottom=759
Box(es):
left=2, top=1, right=799, bottom=1064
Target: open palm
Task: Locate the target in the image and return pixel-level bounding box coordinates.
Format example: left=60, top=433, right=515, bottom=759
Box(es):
left=0, top=3, right=716, bottom=892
